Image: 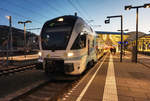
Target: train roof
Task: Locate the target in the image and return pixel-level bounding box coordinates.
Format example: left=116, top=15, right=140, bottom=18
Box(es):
left=42, top=15, right=93, bottom=35
left=46, top=15, right=80, bottom=22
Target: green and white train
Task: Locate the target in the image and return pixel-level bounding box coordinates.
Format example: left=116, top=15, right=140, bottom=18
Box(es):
left=38, top=15, right=102, bottom=75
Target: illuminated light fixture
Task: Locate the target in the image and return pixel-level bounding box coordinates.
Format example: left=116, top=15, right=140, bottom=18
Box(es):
left=58, top=18, right=64, bottom=22
left=6, top=16, right=11, bottom=20
left=144, top=3, right=150, bottom=8
left=25, top=20, right=32, bottom=23
left=18, top=21, right=23, bottom=24
left=125, top=5, right=132, bottom=10
left=80, top=32, right=84, bottom=35
left=67, top=52, right=74, bottom=57
left=38, top=52, right=42, bottom=56
left=18, top=20, right=32, bottom=24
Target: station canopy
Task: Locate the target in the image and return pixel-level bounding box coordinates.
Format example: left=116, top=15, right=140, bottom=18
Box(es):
left=96, top=31, right=129, bottom=47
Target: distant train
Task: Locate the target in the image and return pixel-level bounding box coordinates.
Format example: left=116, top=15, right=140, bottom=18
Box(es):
left=38, top=15, right=104, bottom=75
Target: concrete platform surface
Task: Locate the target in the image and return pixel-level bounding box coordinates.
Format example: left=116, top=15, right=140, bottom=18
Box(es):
left=59, top=52, right=150, bottom=101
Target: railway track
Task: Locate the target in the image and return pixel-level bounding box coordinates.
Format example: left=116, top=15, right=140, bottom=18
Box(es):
left=0, top=62, right=39, bottom=77
left=11, top=80, right=77, bottom=101
left=9, top=56, right=103, bottom=101
left=0, top=54, right=105, bottom=101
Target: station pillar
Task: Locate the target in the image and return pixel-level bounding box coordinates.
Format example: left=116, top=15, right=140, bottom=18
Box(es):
left=131, top=46, right=137, bottom=62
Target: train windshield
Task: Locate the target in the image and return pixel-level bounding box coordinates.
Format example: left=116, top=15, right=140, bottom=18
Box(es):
left=41, top=17, right=76, bottom=50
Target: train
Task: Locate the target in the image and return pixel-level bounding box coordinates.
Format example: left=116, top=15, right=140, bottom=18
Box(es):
left=38, top=15, right=104, bottom=75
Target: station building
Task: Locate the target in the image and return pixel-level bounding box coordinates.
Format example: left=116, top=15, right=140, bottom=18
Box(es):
left=138, top=34, right=150, bottom=52
left=96, top=31, right=129, bottom=52
left=0, top=25, right=38, bottom=51
left=126, top=31, right=150, bottom=53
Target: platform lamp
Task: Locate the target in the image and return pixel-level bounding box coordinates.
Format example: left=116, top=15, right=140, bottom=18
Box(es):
left=105, top=15, right=123, bottom=62
left=18, top=20, right=32, bottom=59
left=125, top=3, right=150, bottom=63
left=5, top=16, right=12, bottom=66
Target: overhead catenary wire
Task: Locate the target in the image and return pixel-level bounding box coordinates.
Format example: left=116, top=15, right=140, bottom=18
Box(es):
left=67, top=0, right=84, bottom=17
left=0, top=0, right=95, bottom=29
left=55, top=0, right=71, bottom=14
left=0, top=0, right=65, bottom=27
left=75, top=0, right=94, bottom=22
left=75, top=0, right=100, bottom=29
left=44, top=0, right=65, bottom=15
left=58, top=0, right=79, bottom=15
left=0, top=0, right=67, bottom=33
left=22, top=0, right=63, bottom=16
left=67, top=0, right=89, bottom=22
left=0, top=7, right=42, bottom=24
left=3, top=0, right=50, bottom=20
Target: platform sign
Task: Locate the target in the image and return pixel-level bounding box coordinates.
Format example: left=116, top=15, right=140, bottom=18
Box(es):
left=118, top=41, right=128, bottom=44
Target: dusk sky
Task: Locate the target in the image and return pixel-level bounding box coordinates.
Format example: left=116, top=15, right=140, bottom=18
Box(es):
left=0, top=0, right=150, bottom=35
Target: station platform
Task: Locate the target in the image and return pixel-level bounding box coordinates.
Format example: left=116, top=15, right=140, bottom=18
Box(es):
left=0, top=54, right=38, bottom=61
left=60, top=52, right=150, bottom=101
left=0, top=54, right=39, bottom=70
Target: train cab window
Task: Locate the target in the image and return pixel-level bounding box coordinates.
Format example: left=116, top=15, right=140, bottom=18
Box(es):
left=80, top=34, right=86, bottom=48
left=71, top=32, right=86, bottom=50
left=41, top=27, right=71, bottom=50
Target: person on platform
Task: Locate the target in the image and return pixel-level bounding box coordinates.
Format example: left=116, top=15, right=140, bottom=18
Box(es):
left=110, top=48, right=113, bottom=54
left=113, top=47, right=116, bottom=55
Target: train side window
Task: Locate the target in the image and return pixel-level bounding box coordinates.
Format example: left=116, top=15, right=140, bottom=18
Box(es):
left=92, top=40, right=94, bottom=47
left=71, top=33, right=86, bottom=50
left=80, top=34, right=86, bottom=48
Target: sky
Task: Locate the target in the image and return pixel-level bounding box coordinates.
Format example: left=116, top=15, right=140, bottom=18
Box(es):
left=0, top=0, right=150, bottom=35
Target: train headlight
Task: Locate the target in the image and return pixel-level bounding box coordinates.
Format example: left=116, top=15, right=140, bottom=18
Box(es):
left=67, top=52, right=74, bottom=57
left=57, top=18, right=64, bottom=22
left=38, top=52, right=42, bottom=56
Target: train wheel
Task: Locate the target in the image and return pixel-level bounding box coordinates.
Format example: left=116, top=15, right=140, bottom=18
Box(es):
left=88, top=60, right=94, bottom=68
left=87, top=60, right=94, bottom=69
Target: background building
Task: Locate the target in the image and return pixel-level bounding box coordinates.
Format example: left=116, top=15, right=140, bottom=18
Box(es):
left=0, top=25, right=39, bottom=51
left=96, top=31, right=129, bottom=52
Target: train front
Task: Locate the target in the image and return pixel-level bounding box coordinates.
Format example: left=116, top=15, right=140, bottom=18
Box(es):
left=39, top=16, right=81, bottom=75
